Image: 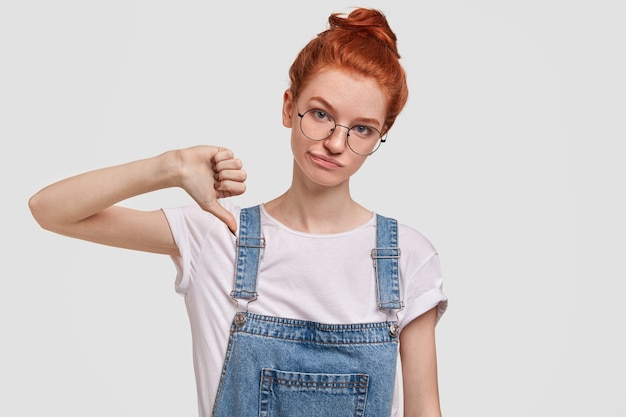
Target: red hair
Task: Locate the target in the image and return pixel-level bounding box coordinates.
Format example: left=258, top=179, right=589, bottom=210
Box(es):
left=288, top=8, right=409, bottom=133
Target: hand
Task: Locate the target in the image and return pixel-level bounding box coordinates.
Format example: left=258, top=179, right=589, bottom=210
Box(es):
left=174, top=146, right=246, bottom=234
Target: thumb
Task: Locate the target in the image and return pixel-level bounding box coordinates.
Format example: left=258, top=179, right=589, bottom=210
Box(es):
left=204, top=201, right=237, bottom=235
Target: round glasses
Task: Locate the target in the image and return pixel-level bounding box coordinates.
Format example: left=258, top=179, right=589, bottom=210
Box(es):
left=296, top=107, right=386, bottom=156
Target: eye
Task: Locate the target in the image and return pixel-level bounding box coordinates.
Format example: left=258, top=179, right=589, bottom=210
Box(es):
left=351, top=124, right=377, bottom=139
left=312, top=110, right=331, bottom=122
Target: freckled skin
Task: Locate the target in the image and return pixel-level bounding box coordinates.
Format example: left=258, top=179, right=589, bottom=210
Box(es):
left=282, top=69, right=388, bottom=191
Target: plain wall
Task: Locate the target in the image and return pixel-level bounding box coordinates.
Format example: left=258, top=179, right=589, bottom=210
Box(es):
left=2, top=1, right=624, bottom=416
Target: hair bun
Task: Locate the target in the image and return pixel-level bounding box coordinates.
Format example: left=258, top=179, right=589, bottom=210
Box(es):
left=328, top=8, right=400, bottom=58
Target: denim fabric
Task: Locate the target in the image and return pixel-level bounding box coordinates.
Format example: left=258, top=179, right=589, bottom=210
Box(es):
left=231, top=205, right=264, bottom=301
left=213, top=206, right=402, bottom=417
left=372, top=215, right=403, bottom=310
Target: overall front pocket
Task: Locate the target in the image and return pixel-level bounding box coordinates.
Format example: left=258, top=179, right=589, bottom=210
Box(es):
left=259, top=368, right=369, bottom=417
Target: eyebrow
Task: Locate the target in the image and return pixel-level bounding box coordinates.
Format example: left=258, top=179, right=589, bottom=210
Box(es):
left=307, top=96, right=383, bottom=128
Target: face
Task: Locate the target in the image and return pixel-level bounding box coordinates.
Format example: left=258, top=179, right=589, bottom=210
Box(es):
left=282, top=68, right=388, bottom=189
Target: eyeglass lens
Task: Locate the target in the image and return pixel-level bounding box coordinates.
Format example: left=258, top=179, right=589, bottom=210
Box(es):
left=299, top=109, right=383, bottom=155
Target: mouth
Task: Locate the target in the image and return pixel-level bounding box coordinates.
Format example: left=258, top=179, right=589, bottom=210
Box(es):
left=308, top=152, right=342, bottom=169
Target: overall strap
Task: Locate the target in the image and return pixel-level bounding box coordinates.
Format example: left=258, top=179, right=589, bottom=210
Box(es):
left=372, top=215, right=403, bottom=311
left=231, top=205, right=264, bottom=302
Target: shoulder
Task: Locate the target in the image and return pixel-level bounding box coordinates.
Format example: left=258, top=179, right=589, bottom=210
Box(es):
left=373, top=212, right=439, bottom=270
left=372, top=217, right=438, bottom=271
left=378, top=214, right=436, bottom=255
left=397, top=222, right=436, bottom=253
left=398, top=223, right=439, bottom=274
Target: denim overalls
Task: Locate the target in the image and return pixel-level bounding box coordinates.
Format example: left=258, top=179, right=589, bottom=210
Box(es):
left=212, top=205, right=403, bottom=417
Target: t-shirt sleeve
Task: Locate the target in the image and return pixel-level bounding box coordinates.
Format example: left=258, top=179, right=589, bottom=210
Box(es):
left=399, top=227, right=448, bottom=330
left=161, top=200, right=237, bottom=295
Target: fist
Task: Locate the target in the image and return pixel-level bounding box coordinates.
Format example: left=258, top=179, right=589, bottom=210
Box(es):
left=175, top=145, right=246, bottom=234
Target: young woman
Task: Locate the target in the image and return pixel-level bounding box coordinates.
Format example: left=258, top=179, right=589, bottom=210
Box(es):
left=29, top=7, right=447, bottom=417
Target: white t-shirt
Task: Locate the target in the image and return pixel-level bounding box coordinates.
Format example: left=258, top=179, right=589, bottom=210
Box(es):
left=163, top=199, right=447, bottom=417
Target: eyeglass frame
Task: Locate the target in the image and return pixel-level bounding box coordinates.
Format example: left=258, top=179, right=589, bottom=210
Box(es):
left=294, top=101, right=387, bottom=156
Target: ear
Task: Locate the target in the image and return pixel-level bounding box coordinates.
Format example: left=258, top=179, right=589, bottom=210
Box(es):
left=282, top=89, right=295, bottom=128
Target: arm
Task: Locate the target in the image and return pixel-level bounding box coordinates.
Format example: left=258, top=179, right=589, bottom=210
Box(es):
left=28, top=146, right=246, bottom=256
left=400, top=306, right=443, bottom=417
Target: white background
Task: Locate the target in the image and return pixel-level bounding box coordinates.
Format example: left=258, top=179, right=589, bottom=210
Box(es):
left=2, top=0, right=624, bottom=416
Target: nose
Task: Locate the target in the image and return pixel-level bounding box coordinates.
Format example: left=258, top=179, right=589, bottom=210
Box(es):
left=324, top=124, right=350, bottom=153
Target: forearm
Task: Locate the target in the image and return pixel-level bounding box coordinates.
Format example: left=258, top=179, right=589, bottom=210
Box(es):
left=401, top=307, right=443, bottom=417
left=29, top=151, right=178, bottom=232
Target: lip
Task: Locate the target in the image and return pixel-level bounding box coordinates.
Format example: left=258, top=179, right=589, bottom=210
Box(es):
left=308, top=152, right=343, bottom=169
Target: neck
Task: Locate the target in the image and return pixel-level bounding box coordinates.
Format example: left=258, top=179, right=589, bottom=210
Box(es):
left=264, top=170, right=371, bottom=234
